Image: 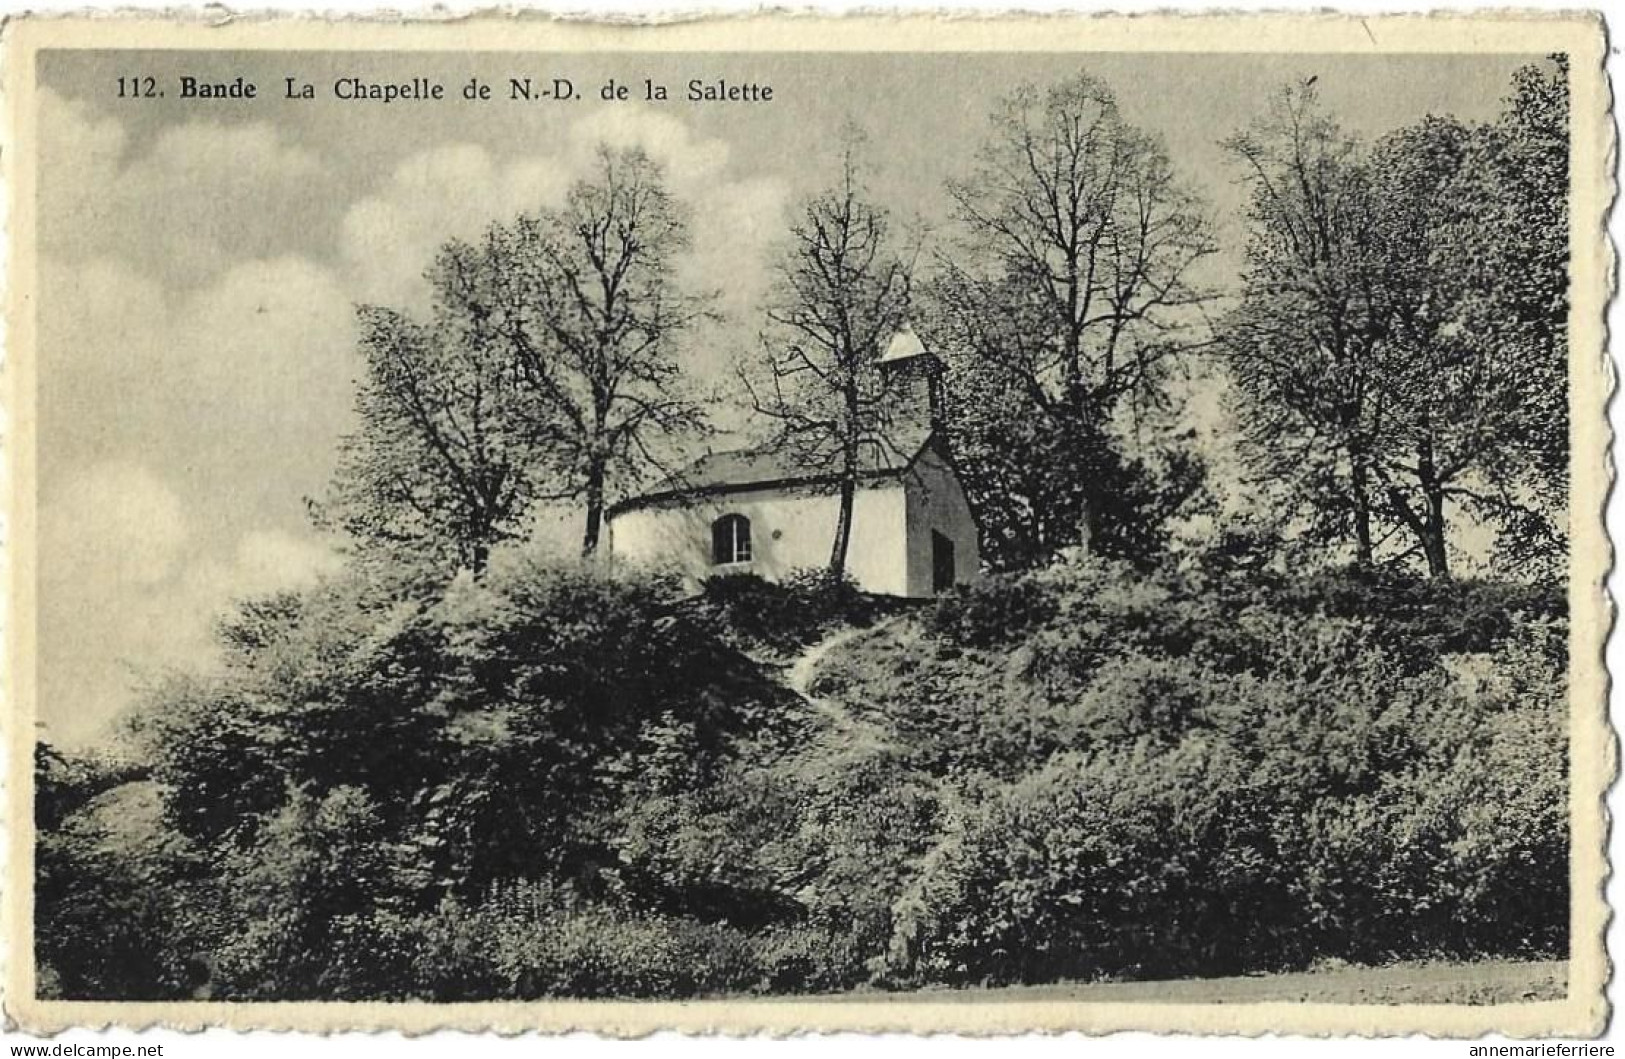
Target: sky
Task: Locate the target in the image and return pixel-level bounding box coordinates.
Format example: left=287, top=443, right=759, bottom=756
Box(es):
left=33, top=48, right=1541, bottom=747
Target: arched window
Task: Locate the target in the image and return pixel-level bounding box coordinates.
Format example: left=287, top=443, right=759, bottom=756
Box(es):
left=711, top=514, right=752, bottom=565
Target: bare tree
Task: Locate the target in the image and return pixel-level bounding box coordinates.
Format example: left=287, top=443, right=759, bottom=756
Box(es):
left=321, top=145, right=710, bottom=568
left=744, top=132, right=914, bottom=583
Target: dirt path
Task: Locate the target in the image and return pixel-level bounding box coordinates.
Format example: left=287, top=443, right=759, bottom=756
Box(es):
left=786, top=619, right=904, bottom=749
left=770, top=957, right=1568, bottom=1006
left=787, top=623, right=874, bottom=696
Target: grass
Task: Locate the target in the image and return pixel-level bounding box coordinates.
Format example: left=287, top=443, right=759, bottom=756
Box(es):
left=801, top=959, right=1567, bottom=1006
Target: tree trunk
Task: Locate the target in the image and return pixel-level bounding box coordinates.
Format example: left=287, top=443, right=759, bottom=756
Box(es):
left=1351, top=458, right=1374, bottom=567
left=1082, top=500, right=1102, bottom=557
left=1421, top=514, right=1450, bottom=580
left=829, top=472, right=856, bottom=585
left=581, top=461, right=606, bottom=557
left=1375, top=442, right=1451, bottom=581
left=828, top=377, right=862, bottom=586
left=1418, top=438, right=1450, bottom=580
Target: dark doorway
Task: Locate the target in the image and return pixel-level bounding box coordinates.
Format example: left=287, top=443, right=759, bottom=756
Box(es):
left=932, top=530, right=956, bottom=593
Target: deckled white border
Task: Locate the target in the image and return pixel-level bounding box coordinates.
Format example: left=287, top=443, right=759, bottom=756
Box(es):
left=0, top=8, right=1613, bottom=1039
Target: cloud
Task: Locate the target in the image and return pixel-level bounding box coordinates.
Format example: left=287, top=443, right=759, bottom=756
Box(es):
left=34, top=248, right=360, bottom=749
left=568, top=108, right=791, bottom=329
left=39, top=253, right=360, bottom=527
left=340, top=107, right=791, bottom=373
left=32, top=101, right=794, bottom=750
left=569, top=107, right=731, bottom=183
left=38, top=463, right=342, bottom=750
left=340, top=143, right=574, bottom=307
left=42, top=463, right=190, bottom=591
left=35, top=90, right=127, bottom=246
left=38, top=88, right=331, bottom=286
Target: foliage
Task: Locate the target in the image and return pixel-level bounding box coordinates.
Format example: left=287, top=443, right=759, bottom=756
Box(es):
left=52, top=549, right=804, bottom=1000
left=820, top=560, right=1567, bottom=983
left=39, top=551, right=1566, bottom=999
left=38, top=61, right=1571, bottom=1002
left=1220, top=59, right=1569, bottom=578
left=742, top=129, right=917, bottom=581
left=35, top=776, right=218, bottom=1000
left=318, top=146, right=710, bottom=570
left=930, top=573, right=1058, bottom=646
left=35, top=744, right=144, bottom=832
left=696, top=569, right=889, bottom=654
left=406, top=882, right=765, bottom=999
left=928, top=70, right=1217, bottom=571
left=317, top=300, right=548, bottom=575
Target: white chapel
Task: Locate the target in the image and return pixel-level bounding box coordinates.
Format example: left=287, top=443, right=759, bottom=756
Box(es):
left=604, top=329, right=982, bottom=598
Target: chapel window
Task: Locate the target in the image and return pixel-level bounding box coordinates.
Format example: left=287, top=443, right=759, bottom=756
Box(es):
left=712, top=514, right=752, bottom=565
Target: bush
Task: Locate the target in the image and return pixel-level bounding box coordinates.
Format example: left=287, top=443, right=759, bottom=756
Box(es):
left=410, top=881, right=765, bottom=999
left=751, top=925, right=871, bottom=994
left=698, top=569, right=885, bottom=653
left=931, top=573, right=1059, bottom=647
left=1273, top=568, right=1565, bottom=674
left=822, top=564, right=1569, bottom=984
left=50, top=550, right=1567, bottom=999
left=97, top=552, right=814, bottom=998
left=699, top=572, right=820, bottom=651
left=35, top=780, right=217, bottom=1000
left=904, top=742, right=1285, bottom=984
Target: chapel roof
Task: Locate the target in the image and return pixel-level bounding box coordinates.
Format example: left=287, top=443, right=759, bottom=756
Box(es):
left=607, top=432, right=934, bottom=518
left=608, top=327, right=940, bottom=518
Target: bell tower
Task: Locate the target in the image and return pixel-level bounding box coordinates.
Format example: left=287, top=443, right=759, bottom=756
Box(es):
left=877, top=325, right=945, bottom=439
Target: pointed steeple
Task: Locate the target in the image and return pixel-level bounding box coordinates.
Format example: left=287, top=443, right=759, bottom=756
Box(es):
left=879, top=324, right=929, bottom=365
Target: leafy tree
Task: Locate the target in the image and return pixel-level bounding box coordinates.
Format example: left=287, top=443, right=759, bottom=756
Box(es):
left=929, top=71, right=1217, bottom=570
left=34, top=747, right=211, bottom=1000
left=743, top=133, right=915, bottom=582
left=478, top=147, right=713, bottom=556
left=1420, top=56, right=1569, bottom=572
left=1222, top=64, right=1568, bottom=579
left=320, top=146, right=709, bottom=569
left=1358, top=116, right=1520, bottom=579
left=1220, top=81, right=1391, bottom=567
left=320, top=297, right=548, bottom=575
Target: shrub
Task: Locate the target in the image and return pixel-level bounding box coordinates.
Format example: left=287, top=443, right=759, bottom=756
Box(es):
left=702, top=571, right=809, bottom=650
left=905, top=741, right=1289, bottom=985
left=698, top=567, right=891, bottom=655
left=35, top=780, right=217, bottom=1000
left=53, top=551, right=1567, bottom=999
left=409, top=881, right=765, bottom=999
left=607, top=759, right=807, bottom=928
left=825, top=564, right=1569, bottom=984
left=1270, top=567, right=1565, bottom=674
left=931, top=573, right=1058, bottom=647
left=751, top=924, right=871, bottom=994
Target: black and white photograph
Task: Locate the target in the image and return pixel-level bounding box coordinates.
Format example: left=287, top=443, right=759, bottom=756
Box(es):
left=5, top=12, right=1611, bottom=1038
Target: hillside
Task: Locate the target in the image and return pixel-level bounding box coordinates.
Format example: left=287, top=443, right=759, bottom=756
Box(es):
left=35, top=555, right=1567, bottom=1001
left=748, top=559, right=1567, bottom=987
